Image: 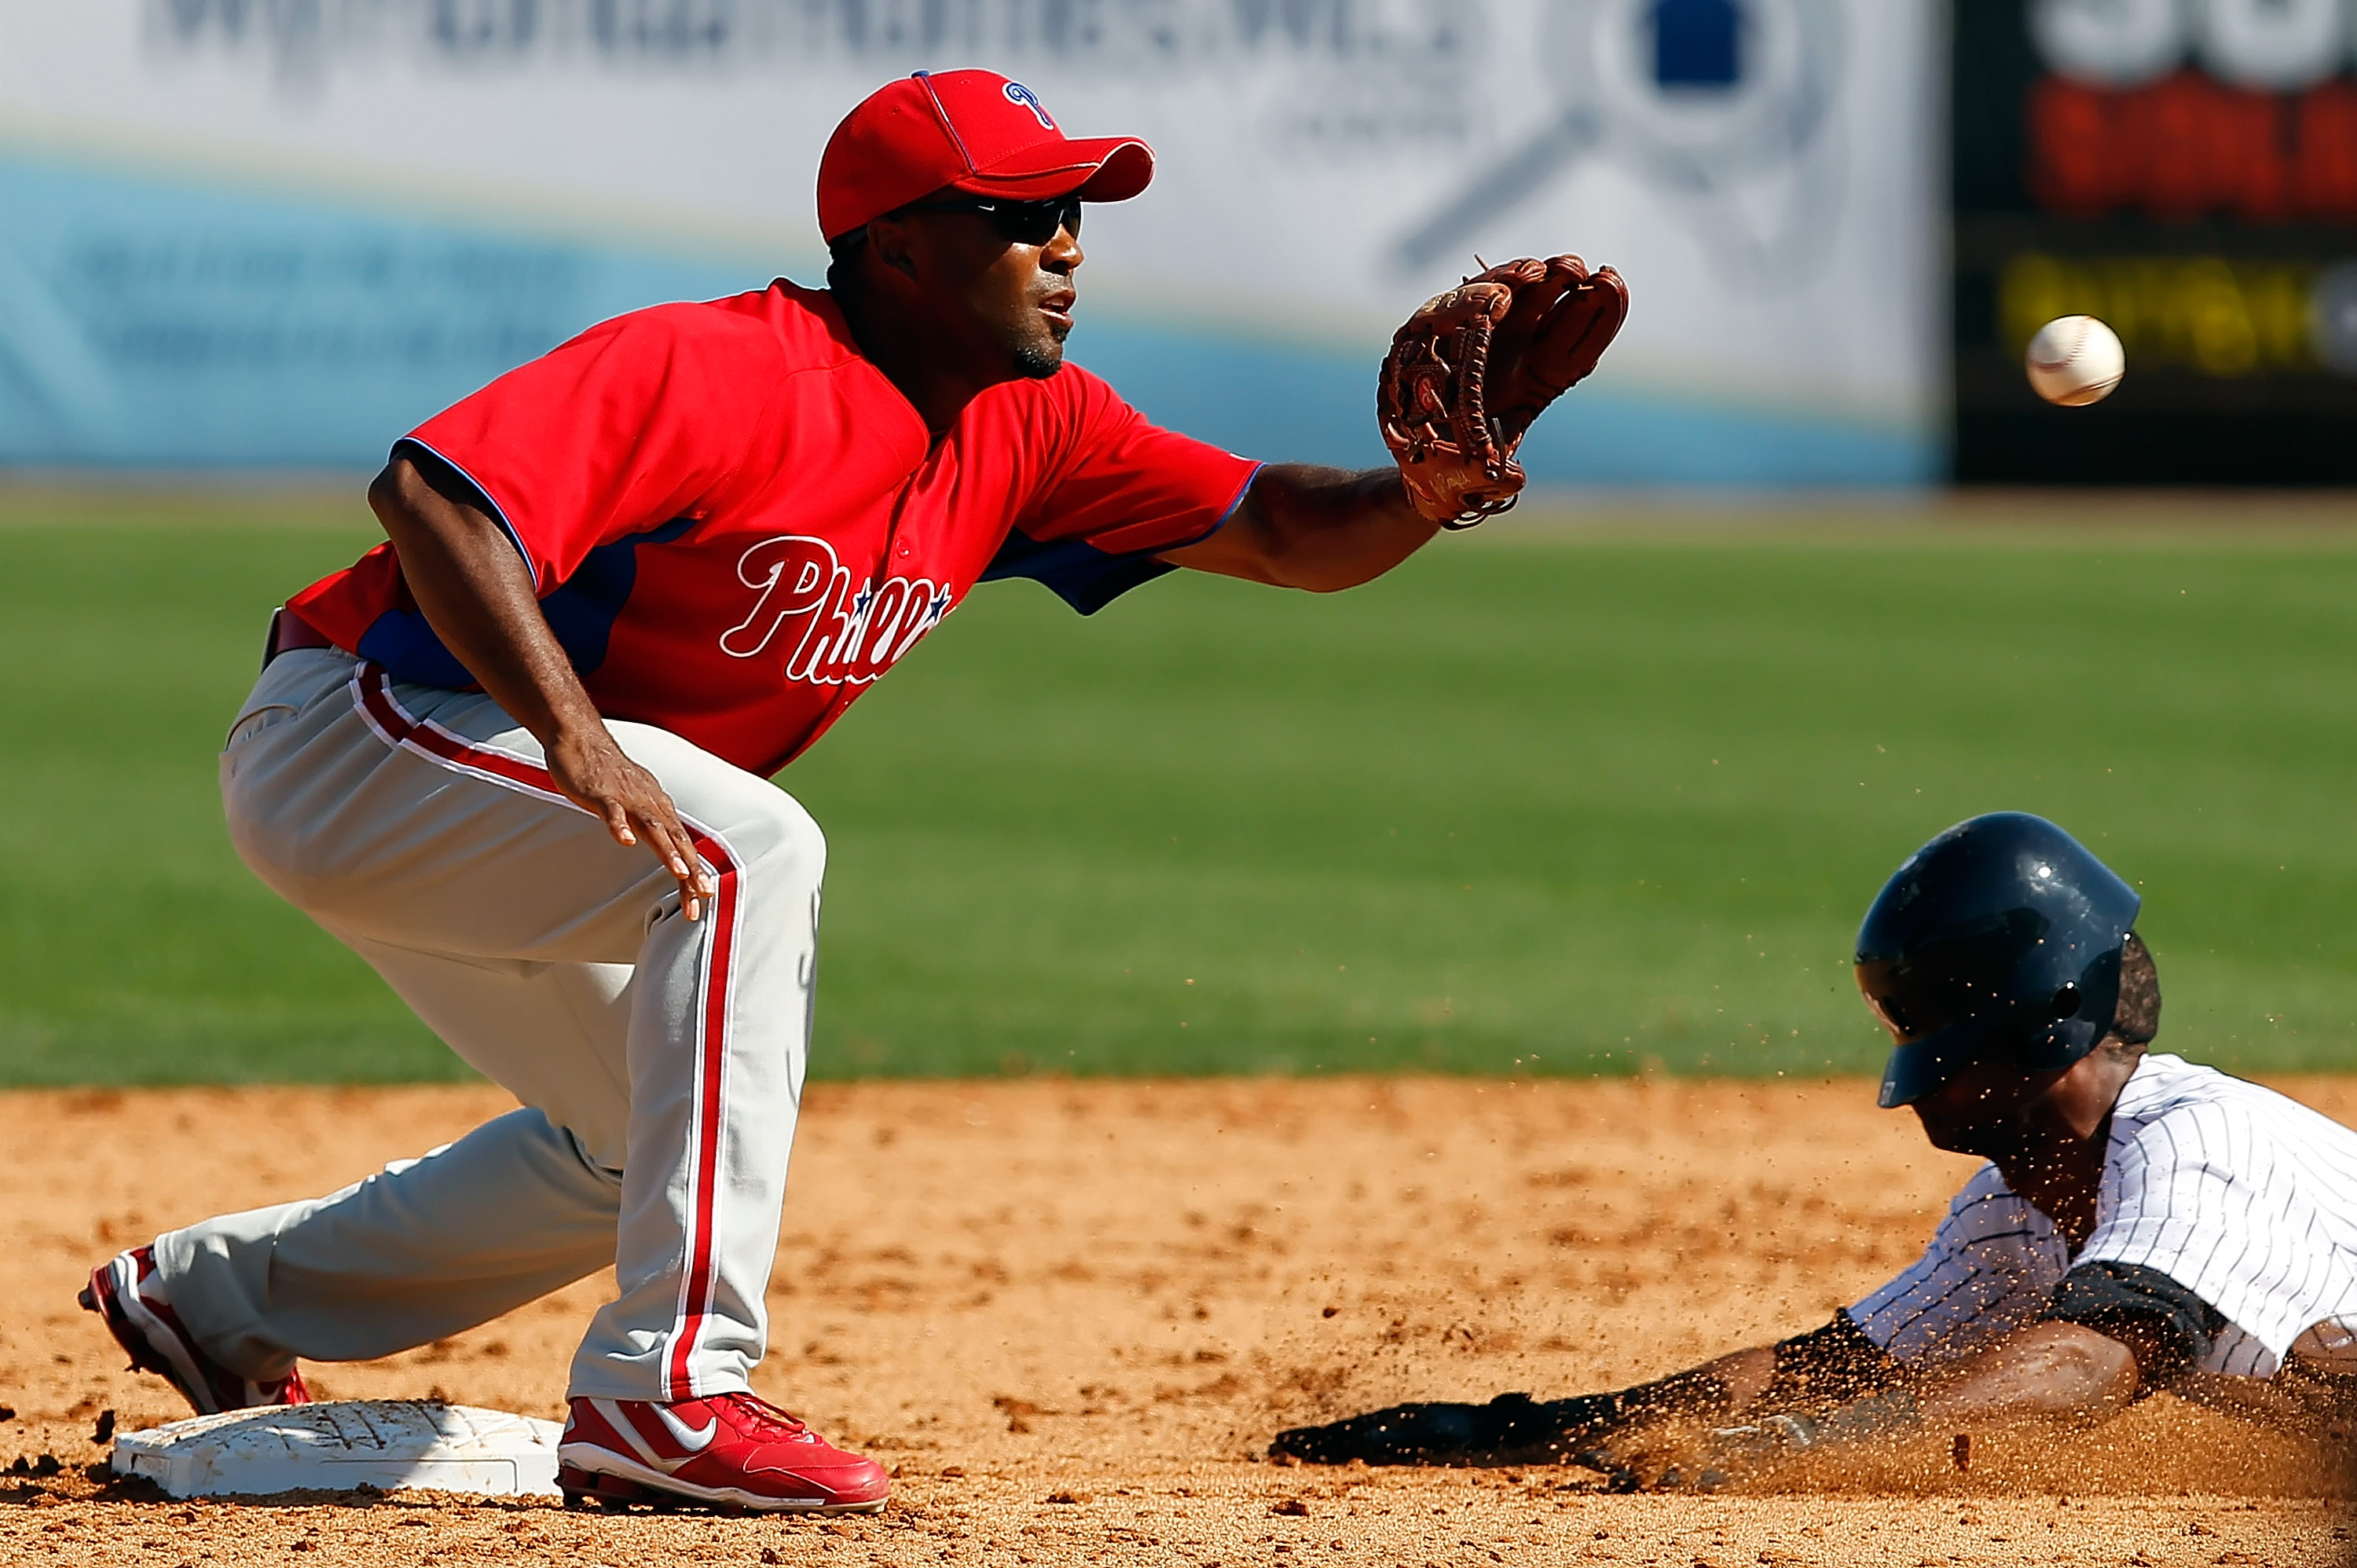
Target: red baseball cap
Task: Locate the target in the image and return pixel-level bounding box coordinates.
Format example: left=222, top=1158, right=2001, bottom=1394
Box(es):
left=816, top=69, right=1154, bottom=242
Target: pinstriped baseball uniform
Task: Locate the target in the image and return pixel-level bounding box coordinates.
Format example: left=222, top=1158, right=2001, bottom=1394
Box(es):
left=1847, top=1053, right=2357, bottom=1378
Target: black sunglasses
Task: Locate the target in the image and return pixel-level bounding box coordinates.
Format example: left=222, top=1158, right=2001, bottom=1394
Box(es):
left=908, top=194, right=1083, bottom=247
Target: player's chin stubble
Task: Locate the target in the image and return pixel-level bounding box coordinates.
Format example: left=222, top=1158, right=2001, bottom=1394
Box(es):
left=1010, top=317, right=1069, bottom=380
left=1003, top=272, right=1072, bottom=379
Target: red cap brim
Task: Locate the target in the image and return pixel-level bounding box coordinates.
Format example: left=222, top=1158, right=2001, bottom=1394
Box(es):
left=946, top=137, right=1155, bottom=205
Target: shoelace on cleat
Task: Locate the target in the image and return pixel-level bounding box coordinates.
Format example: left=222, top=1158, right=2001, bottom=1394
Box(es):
left=716, top=1392, right=818, bottom=1442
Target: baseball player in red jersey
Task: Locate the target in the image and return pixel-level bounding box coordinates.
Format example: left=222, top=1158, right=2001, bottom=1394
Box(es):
left=77, top=70, right=1626, bottom=1515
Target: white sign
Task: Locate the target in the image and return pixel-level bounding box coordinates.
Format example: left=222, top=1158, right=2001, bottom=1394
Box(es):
left=0, top=2, right=1941, bottom=480
left=2033, top=0, right=2357, bottom=91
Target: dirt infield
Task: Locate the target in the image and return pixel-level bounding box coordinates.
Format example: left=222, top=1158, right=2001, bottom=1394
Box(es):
left=2, top=1077, right=2349, bottom=1566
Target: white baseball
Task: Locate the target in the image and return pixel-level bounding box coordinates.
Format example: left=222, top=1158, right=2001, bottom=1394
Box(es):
left=2025, top=316, right=2125, bottom=407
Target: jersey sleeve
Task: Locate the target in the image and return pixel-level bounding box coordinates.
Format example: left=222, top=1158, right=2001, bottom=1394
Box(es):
left=396, top=305, right=783, bottom=592
left=2077, top=1101, right=2331, bottom=1376
left=1846, top=1165, right=2070, bottom=1365
left=981, top=368, right=1260, bottom=615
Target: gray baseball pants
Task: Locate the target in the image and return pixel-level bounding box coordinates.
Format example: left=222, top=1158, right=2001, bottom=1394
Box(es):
left=149, top=646, right=824, bottom=1402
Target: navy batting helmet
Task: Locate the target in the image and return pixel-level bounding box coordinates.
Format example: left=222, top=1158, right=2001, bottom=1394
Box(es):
left=1855, top=812, right=2141, bottom=1110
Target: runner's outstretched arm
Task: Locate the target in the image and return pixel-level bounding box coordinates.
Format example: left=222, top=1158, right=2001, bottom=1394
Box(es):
left=1269, top=1314, right=2146, bottom=1475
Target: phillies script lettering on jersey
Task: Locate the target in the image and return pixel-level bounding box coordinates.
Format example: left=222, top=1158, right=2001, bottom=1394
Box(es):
left=288, top=280, right=1259, bottom=777
left=718, top=536, right=955, bottom=687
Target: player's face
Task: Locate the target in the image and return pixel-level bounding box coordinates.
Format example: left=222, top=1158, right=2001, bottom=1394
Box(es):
left=906, top=208, right=1085, bottom=381
left=1910, top=1061, right=2071, bottom=1156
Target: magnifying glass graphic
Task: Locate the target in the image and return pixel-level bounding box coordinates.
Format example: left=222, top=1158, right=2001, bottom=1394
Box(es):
left=1389, top=0, right=1842, bottom=275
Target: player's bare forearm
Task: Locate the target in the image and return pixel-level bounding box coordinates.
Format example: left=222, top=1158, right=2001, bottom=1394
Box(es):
left=366, top=457, right=715, bottom=918
left=1706, top=1323, right=2132, bottom=1442
left=1159, top=464, right=1438, bottom=592
left=1538, top=1324, right=2136, bottom=1489
left=1909, top=1321, right=2139, bottom=1430
left=1646, top=1321, right=2139, bottom=1486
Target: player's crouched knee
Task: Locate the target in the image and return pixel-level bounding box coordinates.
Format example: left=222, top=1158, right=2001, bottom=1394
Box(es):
left=721, top=789, right=827, bottom=892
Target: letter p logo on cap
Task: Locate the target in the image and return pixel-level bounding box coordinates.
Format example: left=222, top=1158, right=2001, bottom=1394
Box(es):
left=1003, top=81, right=1058, bottom=130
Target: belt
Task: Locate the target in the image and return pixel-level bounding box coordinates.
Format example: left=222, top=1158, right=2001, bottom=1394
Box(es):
left=263, top=606, right=339, bottom=667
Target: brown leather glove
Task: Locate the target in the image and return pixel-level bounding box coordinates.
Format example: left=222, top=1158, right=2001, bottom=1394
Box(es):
left=1378, top=255, right=1629, bottom=527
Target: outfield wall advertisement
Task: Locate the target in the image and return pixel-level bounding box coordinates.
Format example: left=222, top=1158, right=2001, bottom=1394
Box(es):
left=0, top=2, right=1940, bottom=482
left=1955, top=0, right=2357, bottom=482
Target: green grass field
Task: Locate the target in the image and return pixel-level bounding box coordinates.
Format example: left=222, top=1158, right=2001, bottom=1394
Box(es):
left=4, top=488, right=2356, bottom=1086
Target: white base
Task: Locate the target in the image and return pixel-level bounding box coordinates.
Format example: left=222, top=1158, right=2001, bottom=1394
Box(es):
left=112, top=1401, right=563, bottom=1499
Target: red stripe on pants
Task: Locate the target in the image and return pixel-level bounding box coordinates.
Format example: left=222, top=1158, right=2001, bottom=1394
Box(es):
left=354, top=664, right=740, bottom=1401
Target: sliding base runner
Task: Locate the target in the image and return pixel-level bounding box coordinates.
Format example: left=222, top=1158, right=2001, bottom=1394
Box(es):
left=1276, top=815, right=2357, bottom=1481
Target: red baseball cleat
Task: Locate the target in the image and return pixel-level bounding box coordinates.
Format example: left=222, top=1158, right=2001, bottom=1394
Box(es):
left=558, top=1393, right=890, bottom=1514
left=79, top=1246, right=312, bottom=1416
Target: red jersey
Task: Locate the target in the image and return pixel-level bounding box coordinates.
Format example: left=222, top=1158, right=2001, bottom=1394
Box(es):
left=289, top=282, right=1259, bottom=777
